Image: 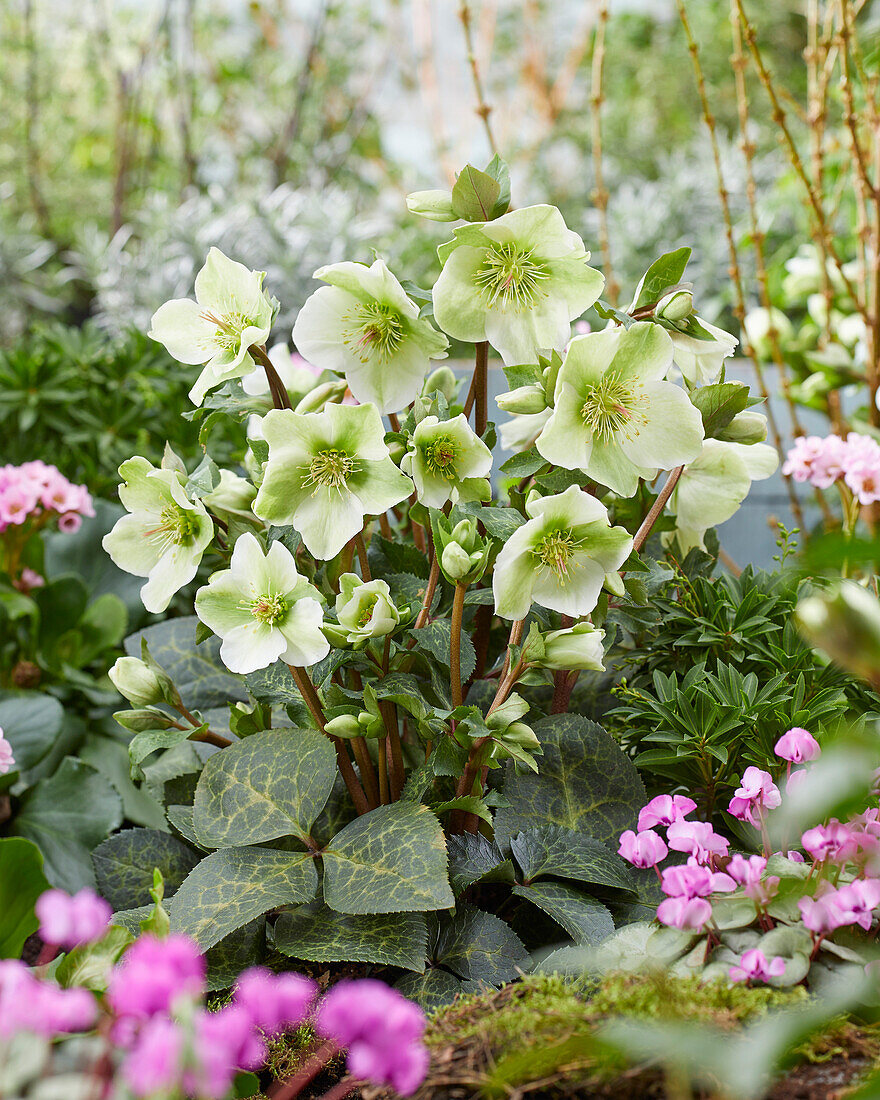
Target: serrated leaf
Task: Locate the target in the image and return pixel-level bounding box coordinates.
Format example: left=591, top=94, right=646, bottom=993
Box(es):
left=499, top=447, right=546, bottom=478
left=502, top=363, right=543, bottom=390
left=494, top=715, right=645, bottom=849
left=267, top=526, right=302, bottom=555
left=92, top=828, right=199, bottom=910
left=459, top=504, right=526, bottom=540
left=446, top=833, right=516, bottom=894
left=184, top=455, right=220, bottom=498
left=512, top=881, right=614, bottom=945
left=435, top=903, right=528, bottom=984
left=451, top=164, right=501, bottom=222
left=192, top=730, right=336, bottom=847
left=690, top=382, right=751, bottom=438
left=128, top=727, right=194, bottom=769
left=394, top=968, right=463, bottom=1011
left=206, top=918, right=267, bottom=991
left=368, top=535, right=430, bottom=579
left=275, top=903, right=427, bottom=971
left=431, top=795, right=493, bottom=825
left=413, top=618, right=476, bottom=684
left=631, top=248, right=691, bottom=310
left=170, top=848, right=318, bottom=950
left=510, top=826, right=634, bottom=892
left=322, top=802, right=453, bottom=914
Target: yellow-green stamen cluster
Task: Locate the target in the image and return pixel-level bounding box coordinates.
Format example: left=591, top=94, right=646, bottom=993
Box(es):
left=344, top=302, right=404, bottom=362
left=146, top=505, right=199, bottom=552
left=200, top=309, right=255, bottom=353
left=306, top=449, right=357, bottom=494
left=534, top=530, right=579, bottom=583
left=357, top=595, right=379, bottom=627
left=247, top=593, right=288, bottom=626
left=474, top=243, right=550, bottom=310
left=580, top=371, right=646, bottom=443
left=422, top=435, right=458, bottom=481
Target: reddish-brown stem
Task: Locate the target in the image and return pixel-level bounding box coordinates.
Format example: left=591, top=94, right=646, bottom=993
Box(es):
left=632, top=465, right=685, bottom=554
left=249, top=344, right=293, bottom=410
left=267, top=1040, right=338, bottom=1100
left=350, top=736, right=380, bottom=809
left=354, top=531, right=372, bottom=581
left=474, top=340, right=489, bottom=437
left=450, top=582, right=467, bottom=707
left=412, top=555, right=441, bottom=633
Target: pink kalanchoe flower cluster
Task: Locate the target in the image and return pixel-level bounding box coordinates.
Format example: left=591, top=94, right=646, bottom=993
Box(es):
left=0, top=727, right=15, bottom=775
left=728, top=767, right=781, bottom=827
left=729, top=949, right=786, bottom=985
left=0, top=462, right=94, bottom=534
left=315, top=978, right=429, bottom=1096
left=36, top=888, right=112, bottom=950
left=783, top=432, right=880, bottom=503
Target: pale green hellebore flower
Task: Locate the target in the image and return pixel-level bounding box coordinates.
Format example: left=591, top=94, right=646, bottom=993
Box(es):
left=665, top=438, right=778, bottom=553
left=536, top=622, right=606, bottom=672
left=432, top=204, right=605, bottom=366
left=292, top=258, right=449, bottom=414
left=102, top=457, right=213, bottom=614
left=668, top=318, right=739, bottom=386
left=149, top=248, right=276, bottom=406
left=401, top=414, right=492, bottom=509
left=536, top=322, right=704, bottom=498
left=333, top=574, right=399, bottom=645
left=492, top=485, right=632, bottom=620
left=203, top=469, right=258, bottom=525
left=108, top=657, right=169, bottom=708
left=195, top=532, right=328, bottom=674
left=252, top=403, right=413, bottom=561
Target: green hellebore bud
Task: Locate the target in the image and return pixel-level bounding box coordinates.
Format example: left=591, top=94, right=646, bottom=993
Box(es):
left=503, top=721, right=540, bottom=750
left=113, top=708, right=178, bottom=733
left=406, top=189, right=458, bottom=222
left=294, top=379, right=349, bottom=414
left=434, top=512, right=492, bottom=585
left=109, top=657, right=173, bottom=708
left=423, top=366, right=459, bottom=402
left=796, top=581, right=880, bottom=685
left=496, top=384, right=548, bottom=415
left=440, top=541, right=474, bottom=581
left=387, top=439, right=406, bottom=464
left=603, top=571, right=626, bottom=598
left=656, top=289, right=694, bottom=323
left=324, top=714, right=363, bottom=740
left=537, top=623, right=606, bottom=672
left=716, top=410, right=768, bottom=445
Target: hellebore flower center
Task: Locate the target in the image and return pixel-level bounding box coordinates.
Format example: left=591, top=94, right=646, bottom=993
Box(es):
left=580, top=370, right=648, bottom=444
left=343, top=302, right=405, bottom=362
left=473, top=243, right=550, bottom=310
left=146, top=505, right=200, bottom=552
left=244, top=592, right=288, bottom=626
left=534, top=529, right=580, bottom=583
left=305, top=449, right=358, bottom=493
left=198, top=308, right=260, bottom=354
left=422, top=435, right=458, bottom=480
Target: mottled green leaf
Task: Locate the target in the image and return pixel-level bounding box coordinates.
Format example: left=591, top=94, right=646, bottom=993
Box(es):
left=0, top=692, right=63, bottom=771
left=414, top=619, right=476, bottom=685
left=435, top=903, right=528, bottom=985
left=512, top=882, right=615, bottom=945
left=170, top=848, right=318, bottom=950
left=323, top=802, right=453, bottom=915
left=206, top=918, right=267, bottom=991
left=459, top=504, right=525, bottom=540
left=92, top=828, right=199, bottom=910
left=0, top=838, right=50, bottom=958
left=499, top=447, right=546, bottom=479
left=691, top=382, right=750, bottom=439
left=275, top=904, right=427, bottom=972
left=394, top=968, right=463, bottom=1011
left=192, top=729, right=336, bottom=847
left=13, top=759, right=123, bottom=892
left=446, top=833, right=516, bottom=895
left=494, top=715, right=645, bottom=849
left=510, top=826, right=634, bottom=892
left=125, top=617, right=247, bottom=710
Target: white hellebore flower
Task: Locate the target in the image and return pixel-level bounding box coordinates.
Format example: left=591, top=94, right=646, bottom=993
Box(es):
left=252, top=403, right=413, bottom=561
left=432, top=205, right=605, bottom=366
left=401, top=414, right=492, bottom=508
left=537, top=622, right=606, bottom=672
left=335, top=574, right=399, bottom=644
left=536, top=322, right=704, bottom=498
left=493, top=485, right=633, bottom=620
left=149, top=248, right=275, bottom=406
left=666, top=438, right=778, bottom=552
left=195, top=533, right=328, bottom=674
left=292, top=258, right=449, bottom=414
left=102, top=458, right=213, bottom=614
left=668, top=319, right=738, bottom=387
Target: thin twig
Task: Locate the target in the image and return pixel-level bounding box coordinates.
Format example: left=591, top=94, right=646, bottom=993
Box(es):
left=589, top=1, right=617, bottom=304
left=459, top=1, right=499, bottom=155
left=632, top=466, right=685, bottom=554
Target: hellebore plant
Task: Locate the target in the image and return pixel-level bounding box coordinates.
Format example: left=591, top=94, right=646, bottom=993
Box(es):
left=97, top=158, right=776, bottom=988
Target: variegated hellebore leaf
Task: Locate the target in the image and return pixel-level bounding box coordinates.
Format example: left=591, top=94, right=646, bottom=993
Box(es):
left=394, top=969, right=464, bottom=1012
left=322, top=802, right=454, bottom=915
left=435, top=903, right=528, bottom=985
left=275, top=903, right=428, bottom=972
left=511, top=881, right=615, bottom=946
left=91, top=828, right=199, bottom=911
left=170, top=847, right=318, bottom=950
left=192, top=729, right=336, bottom=847
left=510, top=826, right=635, bottom=892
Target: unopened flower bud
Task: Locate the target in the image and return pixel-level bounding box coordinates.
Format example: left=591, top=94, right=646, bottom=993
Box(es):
left=503, top=722, right=540, bottom=750
left=109, top=657, right=173, bottom=708
left=406, top=189, right=458, bottom=222
left=422, top=366, right=458, bottom=402
left=113, top=708, right=179, bottom=733
left=537, top=623, right=605, bottom=671
left=716, top=410, right=768, bottom=445
left=294, top=379, right=349, bottom=414
left=336, top=575, right=399, bottom=644
left=441, top=541, right=474, bottom=580
left=656, top=289, right=694, bottom=323
left=603, top=571, right=626, bottom=598
left=324, top=714, right=362, bottom=740
left=496, top=384, right=547, bottom=415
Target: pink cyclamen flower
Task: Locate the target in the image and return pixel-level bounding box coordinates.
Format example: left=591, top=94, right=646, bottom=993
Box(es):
left=726, top=853, right=780, bottom=905
left=35, top=888, right=111, bottom=949
left=666, top=818, right=729, bottom=863
left=786, top=768, right=809, bottom=796
left=656, top=896, right=713, bottom=930
left=798, top=889, right=848, bottom=935
left=0, top=730, right=14, bottom=775
left=315, top=979, right=429, bottom=1096
left=729, top=948, right=786, bottom=984
left=637, top=794, right=697, bottom=832
left=234, top=968, right=317, bottom=1035
left=108, top=934, right=205, bottom=1019
left=774, top=727, right=821, bottom=764
left=121, top=1016, right=183, bottom=1097
left=835, top=879, right=880, bottom=931
left=0, top=961, right=97, bottom=1037
left=661, top=861, right=735, bottom=900
left=617, top=829, right=668, bottom=868
left=801, top=820, right=850, bottom=862
left=728, top=767, right=781, bottom=827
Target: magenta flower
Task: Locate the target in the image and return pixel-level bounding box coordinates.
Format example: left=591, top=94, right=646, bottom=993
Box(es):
left=315, top=979, right=429, bottom=1096
left=35, top=888, right=111, bottom=949
left=234, top=968, right=317, bottom=1035
left=121, top=1017, right=183, bottom=1097
left=108, top=934, right=205, bottom=1020
left=729, top=948, right=786, bottom=984
left=656, top=896, right=713, bottom=930
left=637, top=794, right=697, bottom=831
left=728, top=767, right=781, bottom=827
left=798, top=889, right=848, bottom=935
left=0, top=961, right=97, bottom=1038
left=726, top=853, right=780, bottom=905
left=617, top=828, right=668, bottom=868
left=801, top=821, right=849, bottom=862
left=666, top=818, right=729, bottom=862
left=0, top=729, right=14, bottom=775
left=661, top=862, right=735, bottom=900
left=786, top=768, right=808, bottom=795
left=835, top=879, right=880, bottom=931
left=774, top=727, right=821, bottom=764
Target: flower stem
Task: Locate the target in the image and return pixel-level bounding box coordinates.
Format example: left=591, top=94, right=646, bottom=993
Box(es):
left=632, top=464, right=686, bottom=554
left=287, top=664, right=370, bottom=816
left=377, top=737, right=390, bottom=804
left=412, top=554, right=441, bottom=632
left=354, top=530, right=372, bottom=581
left=174, top=703, right=231, bottom=748
left=351, top=736, right=380, bottom=809
left=463, top=341, right=490, bottom=436
left=249, top=344, right=293, bottom=410
left=450, top=582, right=468, bottom=707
